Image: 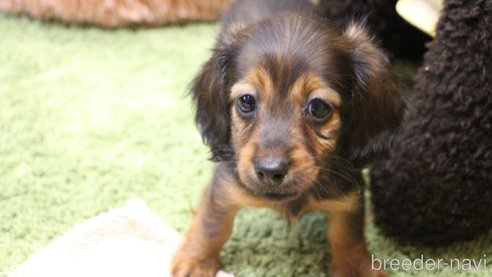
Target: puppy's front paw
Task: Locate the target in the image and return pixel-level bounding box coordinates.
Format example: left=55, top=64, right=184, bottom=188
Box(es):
left=171, top=249, right=219, bottom=277
left=330, top=242, right=387, bottom=277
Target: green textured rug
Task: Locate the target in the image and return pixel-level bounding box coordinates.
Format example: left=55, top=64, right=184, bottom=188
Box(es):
left=1, top=13, right=491, bottom=277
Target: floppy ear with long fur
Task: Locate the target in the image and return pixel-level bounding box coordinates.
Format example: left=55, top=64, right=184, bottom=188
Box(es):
left=191, top=39, right=238, bottom=162
left=340, top=23, right=405, bottom=167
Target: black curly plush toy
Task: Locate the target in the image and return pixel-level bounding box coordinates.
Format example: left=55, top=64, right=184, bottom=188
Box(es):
left=369, top=0, right=492, bottom=245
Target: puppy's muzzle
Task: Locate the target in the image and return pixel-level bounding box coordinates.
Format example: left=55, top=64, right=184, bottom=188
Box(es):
left=255, top=155, right=289, bottom=185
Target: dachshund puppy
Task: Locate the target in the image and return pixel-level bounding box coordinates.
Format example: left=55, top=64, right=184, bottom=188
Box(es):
left=172, top=0, right=403, bottom=276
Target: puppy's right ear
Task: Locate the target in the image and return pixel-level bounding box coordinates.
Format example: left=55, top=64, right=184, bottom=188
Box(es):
left=191, top=39, right=238, bottom=161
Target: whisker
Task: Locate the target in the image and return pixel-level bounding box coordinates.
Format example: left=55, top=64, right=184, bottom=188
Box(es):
left=317, top=167, right=360, bottom=188
left=315, top=176, right=346, bottom=197
left=326, top=155, right=357, bottom=170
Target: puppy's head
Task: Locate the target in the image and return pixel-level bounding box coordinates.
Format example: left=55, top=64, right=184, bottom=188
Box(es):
left=192, top=15, right=403, bottom=200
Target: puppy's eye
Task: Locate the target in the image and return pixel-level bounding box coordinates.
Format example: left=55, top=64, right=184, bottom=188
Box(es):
left=237, top=94, right=256, bottom=114
left=308, top=98, right=332, bottom=121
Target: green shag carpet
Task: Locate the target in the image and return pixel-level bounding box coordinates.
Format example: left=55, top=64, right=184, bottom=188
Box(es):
left=1, top=13, right=491, bottom=277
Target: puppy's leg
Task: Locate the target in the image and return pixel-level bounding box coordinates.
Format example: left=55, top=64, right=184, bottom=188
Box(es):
left=171, top=176, right=239, bottom=277
left=328, top=201, right=386, bottom=277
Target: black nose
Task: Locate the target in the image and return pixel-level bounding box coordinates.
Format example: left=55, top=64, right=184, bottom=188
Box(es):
left=255, top=158, right=288, bottom=185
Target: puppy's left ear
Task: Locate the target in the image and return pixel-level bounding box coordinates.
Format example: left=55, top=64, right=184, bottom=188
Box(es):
left=341, top=24, right=405, bottom=166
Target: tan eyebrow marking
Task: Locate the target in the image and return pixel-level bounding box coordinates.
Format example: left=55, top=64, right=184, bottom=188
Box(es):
left=310, top=89, right=342, bottom=109
left=230, top=82, right=256, bottom=101
left=291, top=72, right=342, bottom=108
left=230, top=66, right=275, bottom=105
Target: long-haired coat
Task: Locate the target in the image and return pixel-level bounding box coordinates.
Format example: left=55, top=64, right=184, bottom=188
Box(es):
left=172, top=0, right=403, bottom=276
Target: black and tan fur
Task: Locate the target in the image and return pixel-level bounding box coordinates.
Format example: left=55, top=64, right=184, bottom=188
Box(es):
left=172, top=0, right=403, bottom=276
